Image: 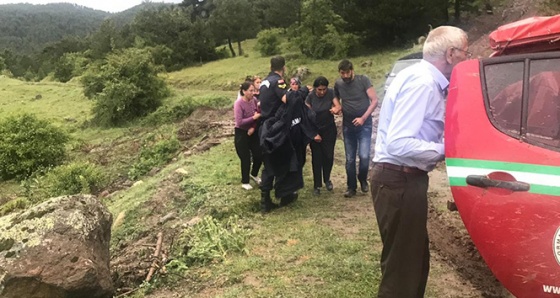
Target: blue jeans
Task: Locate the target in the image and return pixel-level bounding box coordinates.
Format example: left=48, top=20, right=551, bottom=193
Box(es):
left=343, top=123, right=372, bottom=191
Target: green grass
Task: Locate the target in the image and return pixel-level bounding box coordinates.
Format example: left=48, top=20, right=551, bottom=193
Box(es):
left=166, top=39, right=422, bottom=96
left=131, top=140, right=382, bottom=297
left=0, top=76, right=91, bottom=127
left=0, top=37, right=430, bottom=297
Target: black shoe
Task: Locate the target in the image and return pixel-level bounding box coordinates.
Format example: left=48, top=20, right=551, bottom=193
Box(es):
left=261, top=202, right=279, bottom=213
left=325, top=180, right=333, bottom=191
left=360, top=180, right=369, bottom=193
left=261, top=191, right=279, bottom=213
left=344, top=189, right=356, bottom=198
left=313, top=188, right=320, bottom=196
left=280, top=192, right=298, bottom=206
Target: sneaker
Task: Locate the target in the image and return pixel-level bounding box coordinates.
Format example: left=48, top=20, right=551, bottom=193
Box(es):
left=241, top=183, right=253, bottom=190
left=313, top=188, right=320, bottom=196
left=344, top=189, right=356, bottom=198
left=250, top=175, right=262, bottom=185
left=325, top=180, right=333, bottom=191
left=360, top=180, right=369, bottom=193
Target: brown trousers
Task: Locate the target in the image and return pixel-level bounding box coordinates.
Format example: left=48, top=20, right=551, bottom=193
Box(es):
left=371, top=164, right=430, bottom=298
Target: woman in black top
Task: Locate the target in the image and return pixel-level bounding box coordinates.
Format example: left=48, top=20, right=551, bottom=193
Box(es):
left=305, top=76, right=341, bottom=196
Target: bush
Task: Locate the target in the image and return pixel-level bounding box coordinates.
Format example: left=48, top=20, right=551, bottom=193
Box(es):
left=178, top=215, right=250, bottom=265
left=53, top=53, right=90, bottom=83
left=0, top=114, right=68, bottom=181
left=42, top=162, right=106, bottom=197
left=0, top=197, right=29, bottom=216
left=295, top=26, right=359, bottom=59
left=255, top=28, right=283, bottom=56
left=128, top=134, right=181, bottom=180
left=81, top=48, right=170, bottom=127
left=142, top=95, right=231, bottom=126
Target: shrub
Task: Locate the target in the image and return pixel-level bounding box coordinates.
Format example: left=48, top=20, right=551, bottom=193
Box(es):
left=178, top=215, right=250, bottom=265
left=142, top=101, right=197, bottom=126
left=31, top=161, right=107, bottom=200
left=53, top=53, right=90, bottom=83
left=0, top=114, right=68, bottom=180
left=0, top=197, right=29, bottom=216
left=142, top=95, right=231, bottom=126
left=295, top=27, right=359, bottom=59
left=255, top=28, right=283, bottom=56
left=128, top=134, right=181, bottom=180
left=81, top=48, right=170, bottom=127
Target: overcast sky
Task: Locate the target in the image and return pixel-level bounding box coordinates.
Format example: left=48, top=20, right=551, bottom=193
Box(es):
left=0, top=0, right=184, bottom=13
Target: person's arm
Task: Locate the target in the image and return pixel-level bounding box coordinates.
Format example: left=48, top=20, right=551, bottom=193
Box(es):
left=353, top=87, right=378, bottom=126
left=305, top=93, right=312, bottom=108
left=330, top=96, right=342, bottom=115
left=332, top=85, right=342, bottom=114
left=385, top=83, right=444, bottom=163
left=234, top=100, right=256, bottom=128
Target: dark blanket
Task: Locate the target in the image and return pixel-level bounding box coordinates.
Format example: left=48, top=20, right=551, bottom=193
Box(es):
left=260, top=88, right=318, bottom=198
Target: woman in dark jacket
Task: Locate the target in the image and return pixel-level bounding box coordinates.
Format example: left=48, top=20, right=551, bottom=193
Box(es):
left=305, top=76, right=341, bottom=196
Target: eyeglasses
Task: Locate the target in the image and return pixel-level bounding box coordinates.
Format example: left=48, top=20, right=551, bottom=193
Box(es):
left=452, top=47, right=472, bottom=58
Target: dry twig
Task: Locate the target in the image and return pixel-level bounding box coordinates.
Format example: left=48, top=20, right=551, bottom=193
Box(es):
left=145, top=232, right=164, bottom=282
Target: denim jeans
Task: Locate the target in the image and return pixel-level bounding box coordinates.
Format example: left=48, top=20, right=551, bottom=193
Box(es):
left=343, top=123, right=372, bottom=190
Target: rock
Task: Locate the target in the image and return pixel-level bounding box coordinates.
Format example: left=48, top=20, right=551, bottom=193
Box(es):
left=175, top=168, right=188, bottom=175
left=158, top=212, right=177, bottom=225
left=122, top=180, right=134, bottom=187
left=292, top=66, right=311, bottom=81
left=0, top=195, right=114, bottom=298
left=132, top=180, right=144, bottom=187
left=360, top=60, right=373, bottom=67
left=186, top=216, right=202, bottom=227
left=147, top=167, right=161, bottom=176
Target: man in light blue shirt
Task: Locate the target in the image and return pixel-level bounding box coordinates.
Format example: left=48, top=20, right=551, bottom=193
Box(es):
left=371, top=26, right=469, bottom=298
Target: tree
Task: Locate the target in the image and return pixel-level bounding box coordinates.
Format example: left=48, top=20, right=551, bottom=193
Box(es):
left=88, top=19, right=119, bottom=60
left=208, top=0, right=260, bottom=57
left=253, top=0, right=301, bottom=29
left=81, top=48, right=170, bottom=126
left=293, top=0, right=359, bottom=59
left=132, top=6, right=217, bottom=70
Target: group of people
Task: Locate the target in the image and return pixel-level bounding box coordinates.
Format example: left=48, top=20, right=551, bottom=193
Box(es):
left=234, top=25, right=470, bottom=298
left=233, top=56, right=377, bottom=206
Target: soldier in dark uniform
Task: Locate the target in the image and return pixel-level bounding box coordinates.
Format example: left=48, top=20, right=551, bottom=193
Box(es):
left=258, top=56, right=294, bottom=213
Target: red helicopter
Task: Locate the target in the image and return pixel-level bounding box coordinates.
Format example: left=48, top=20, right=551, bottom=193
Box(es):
left=446, top=14, right=560, bottom=297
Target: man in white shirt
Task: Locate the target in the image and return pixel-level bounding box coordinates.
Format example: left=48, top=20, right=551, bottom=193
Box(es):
left=372, top=26, right=469, bottom=298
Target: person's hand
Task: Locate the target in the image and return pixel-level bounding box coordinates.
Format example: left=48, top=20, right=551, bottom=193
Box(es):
left=330, top=106, right=341, bottom=115
left=352, top=117, right=364, bottom=126
left=307, top=85, right=313, bottom=92
left=314, top=134, right=322, bottom=142
left=253, top=113, right=261, bottom=120
left=247, top=127, right=255, bottom=136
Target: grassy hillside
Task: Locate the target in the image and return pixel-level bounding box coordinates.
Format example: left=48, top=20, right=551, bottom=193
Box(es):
left=0, top=39, right=423, bottom=297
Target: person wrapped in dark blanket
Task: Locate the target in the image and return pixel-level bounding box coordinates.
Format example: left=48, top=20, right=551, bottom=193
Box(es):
left=260, top=87, right=318, bottom=199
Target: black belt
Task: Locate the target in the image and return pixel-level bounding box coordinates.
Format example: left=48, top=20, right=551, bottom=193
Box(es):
left=375, top=162, right=427, bottom=174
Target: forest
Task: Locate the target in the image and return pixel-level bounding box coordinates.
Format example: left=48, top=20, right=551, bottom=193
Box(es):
left=0, top=0, right=489, bottom=82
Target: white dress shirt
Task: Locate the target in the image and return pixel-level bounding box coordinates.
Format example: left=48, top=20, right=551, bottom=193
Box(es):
left=373, top=60, right=448, bottom=172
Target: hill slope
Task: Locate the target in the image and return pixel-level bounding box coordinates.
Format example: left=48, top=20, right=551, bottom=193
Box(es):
left=0, top=2, right=174, bottom=54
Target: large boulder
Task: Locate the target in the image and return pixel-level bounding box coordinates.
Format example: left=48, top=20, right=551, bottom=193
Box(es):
left=0, top=195, right=113, bottom=298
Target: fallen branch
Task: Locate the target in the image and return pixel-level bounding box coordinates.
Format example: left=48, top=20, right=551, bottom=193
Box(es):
left=115, top=287, right=139, bottom=298
left=146, top=232, right=163, bottom=282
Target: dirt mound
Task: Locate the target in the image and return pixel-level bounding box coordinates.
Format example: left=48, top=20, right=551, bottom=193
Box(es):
left=465, top=0, right=545, bottom=57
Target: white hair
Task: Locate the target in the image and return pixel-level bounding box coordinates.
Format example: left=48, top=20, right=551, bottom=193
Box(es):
left=423, top=26, right=468, bottom=62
